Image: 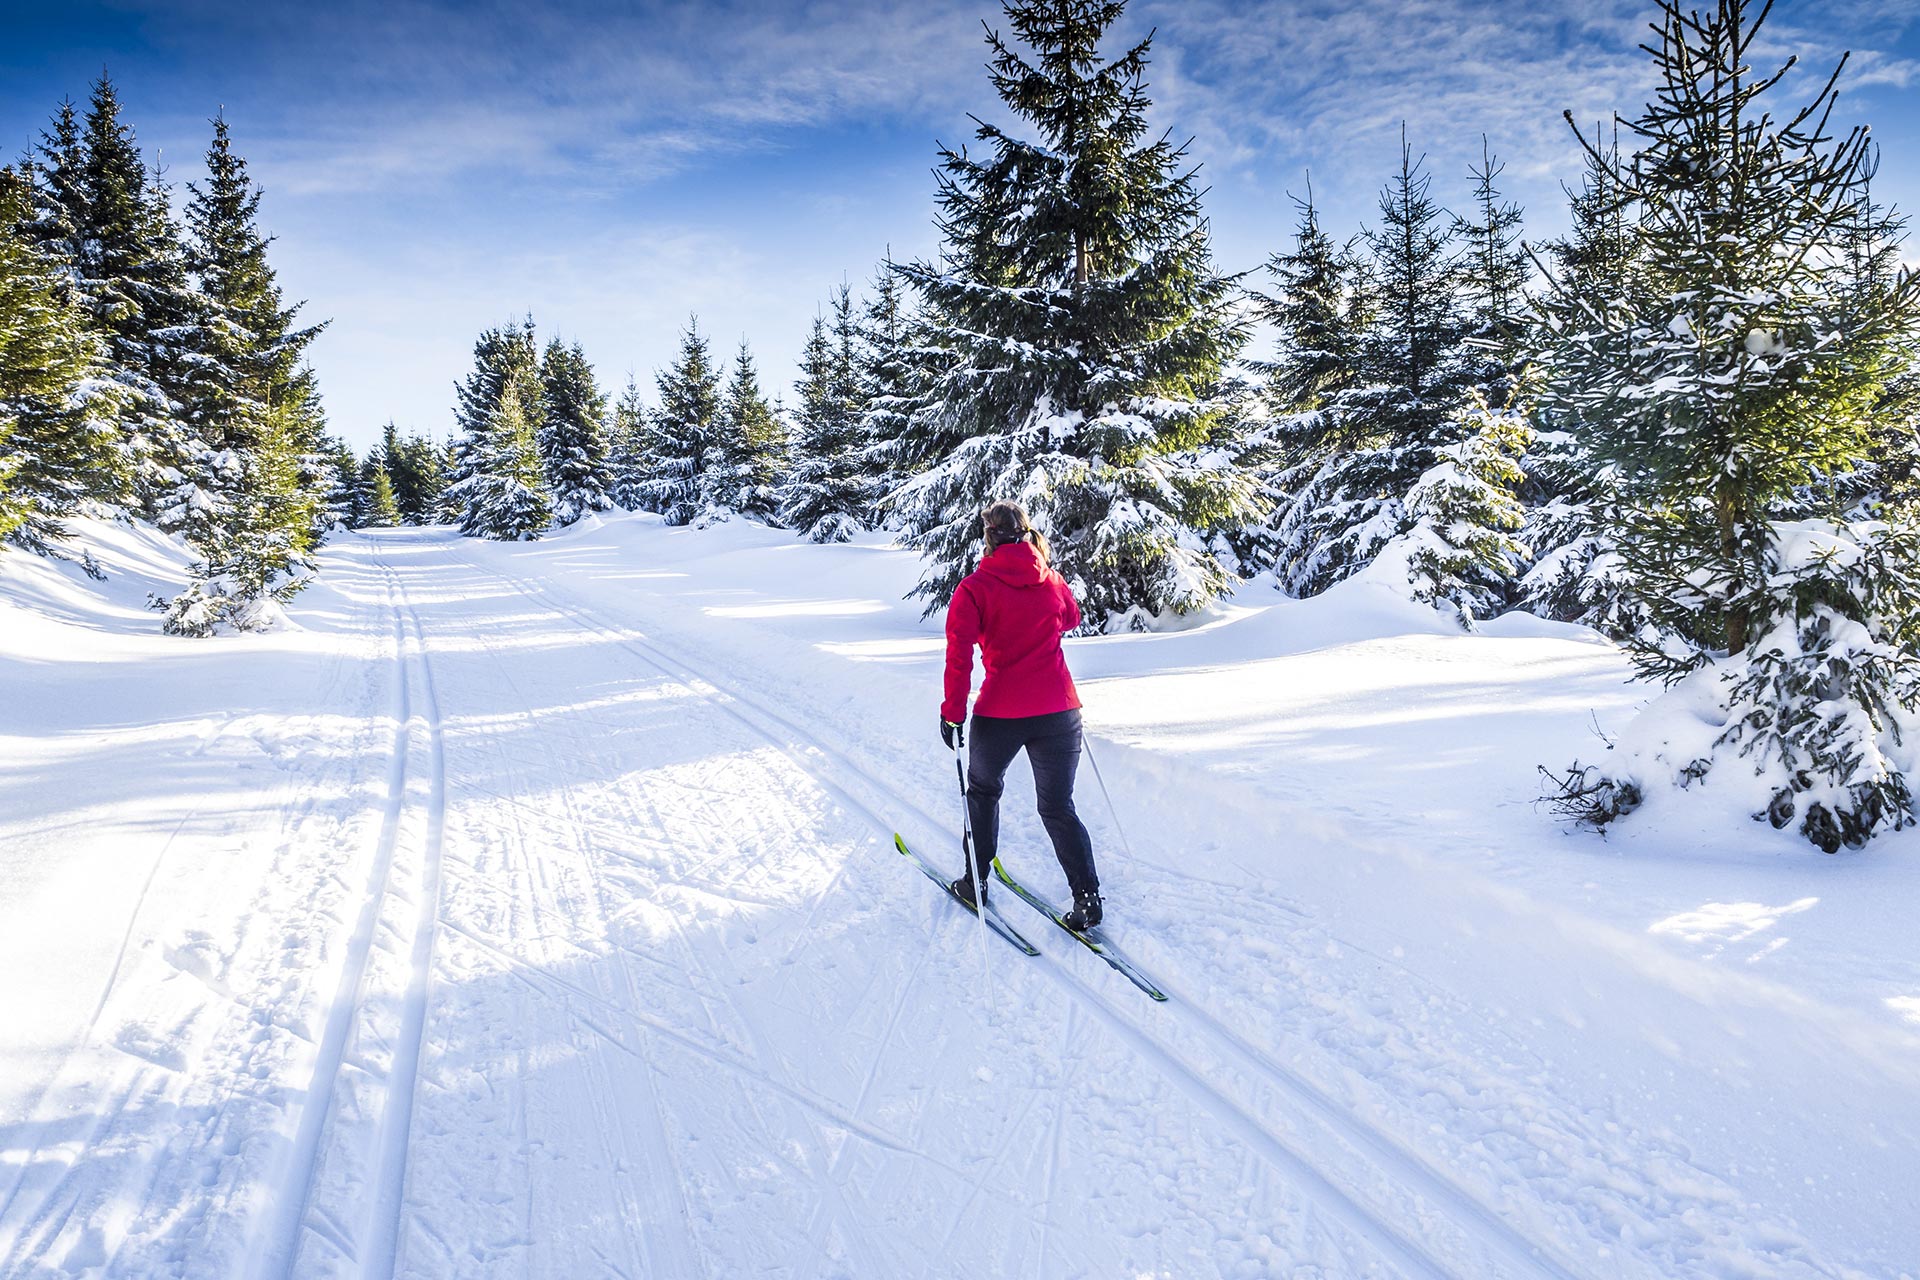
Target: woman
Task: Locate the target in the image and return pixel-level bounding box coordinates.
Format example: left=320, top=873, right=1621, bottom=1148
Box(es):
left=939, top=500, right=1102, bottom=930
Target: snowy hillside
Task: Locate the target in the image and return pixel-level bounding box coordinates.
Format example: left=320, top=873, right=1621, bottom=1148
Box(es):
left=2, top=514, right=1917, bottom=1278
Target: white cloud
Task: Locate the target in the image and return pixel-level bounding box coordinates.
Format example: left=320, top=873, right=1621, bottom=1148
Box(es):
left=67, top=0, right=1920, bottom=446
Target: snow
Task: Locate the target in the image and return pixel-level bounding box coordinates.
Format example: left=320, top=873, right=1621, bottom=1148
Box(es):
left=2, top=512, right=1917, bottom=1277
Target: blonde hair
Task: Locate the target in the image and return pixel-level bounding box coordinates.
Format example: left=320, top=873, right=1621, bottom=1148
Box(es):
left=982, top=500, right=1051, bottom=565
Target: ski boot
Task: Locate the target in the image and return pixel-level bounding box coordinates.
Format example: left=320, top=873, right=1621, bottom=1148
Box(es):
left=1062, top=888, right=1102, bottom=932
left=949, top=873, right=987, bottom=910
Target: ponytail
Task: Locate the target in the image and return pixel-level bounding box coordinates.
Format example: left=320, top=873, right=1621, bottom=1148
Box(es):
left=981, top=499, right=1049, bottom=566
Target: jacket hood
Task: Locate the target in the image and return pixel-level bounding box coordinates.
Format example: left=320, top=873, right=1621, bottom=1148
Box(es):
left=978, top=541, right=1050, bottom=586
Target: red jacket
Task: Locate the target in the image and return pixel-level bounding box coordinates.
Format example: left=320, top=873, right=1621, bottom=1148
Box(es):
left=942, top=542, right=1083, bottom=724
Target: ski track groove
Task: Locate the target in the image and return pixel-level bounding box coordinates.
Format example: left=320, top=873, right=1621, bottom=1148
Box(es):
left=571, top=699, right=902, bottom=1279
left=453, top=573, right=705, bottom=1280
left=659, top=892, right=889, bottom=1280
left=246, top=542, right=450, bottom=1280
left=1033, top=1000, right=1080, bottom=1280
left=254, top=563, right=414, bottom=1279
left=795, top=942, right=938, bottom=1280
left=360, top=565, right=449, bottom=1280
left=451, top=542, right=1582, bottom=1280
left=0, top=620, right=370, bottom=1269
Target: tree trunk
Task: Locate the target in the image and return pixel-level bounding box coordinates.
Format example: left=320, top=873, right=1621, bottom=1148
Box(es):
left=1717, top=479, right=1748, bottom=654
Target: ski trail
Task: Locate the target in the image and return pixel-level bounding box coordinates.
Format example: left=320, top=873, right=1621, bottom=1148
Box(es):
left=448, top=546, right=1486, bottom=1278
left=0, top=543, right=390, bottom=1277
left=361, top=579, right=449, bottom=1279
left=253, top=562, right=416, bottom=1278
left=593, top=613, right=1575, bottom=1277
left=1032, top=1000, right=1080, bottom=1280
left=429, top=567, right=705, bottom=1280
left=456, top=552, right=1582, bottom=1280
left=249, top=541, right=452, bottom=1280
left=659, top=897, right=887, bottom=1280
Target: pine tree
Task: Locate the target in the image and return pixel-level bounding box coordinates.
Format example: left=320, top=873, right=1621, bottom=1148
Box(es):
left=169, top=113, right=328, bottom=626
left=21, top=101, right=89, bottom=300
left=1393, top=399, right=1532, bottom=628
left=1537, top=0, right=1920, bottom=851
left=780, top=289, right=876, bottom=541
left=445, top=319, right=545, bottom=534
left=365, top=458, right=400, bottom=526
left=895, top=0, right=1256, bottom=627
left=706, top=339, right=784, bottom=522
left=1351, top=127, right=1471, bottom=449
left=1254, top=180, right=1367, bottom=426
left=1825, top=162, right=1920, bottom=519
left=77, top=76, right=208, bottom=525
left=1451, top=137, right=1530, bottom=405
left=0, top=412, right=23, bottom=547
left=456, top=372, right=551, bottom=540
left=642, top=317, right=721, bottom=525
left=0, top=166, right=123, bottom=556
left=538, top=338, right=614, bottom=525
left=383, top=428, right=445, bottom=524
left=608, top=377, right=650, bottom=512
left=1520, top=127, right=1641, bottom=633
left=318, top=436, right=363, bottom=528
left=1264, top=135, right=1474, bottom=598
left=184, top=115, right=325, bottom=439
left=1238, top=181, right=1369, bottom=576
left=858, top=260, right=917, bottom=522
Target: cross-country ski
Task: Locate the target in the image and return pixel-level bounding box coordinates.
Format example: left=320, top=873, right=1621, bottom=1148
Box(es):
left=991, top=858, right=1169, bottom=1001
left=894, top=833, right=1040, bottom=956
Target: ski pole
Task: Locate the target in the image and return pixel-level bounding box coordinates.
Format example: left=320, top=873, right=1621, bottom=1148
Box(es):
left=951, top=728, right=996, bottom=1015
left=1082, top=732, right=1137, bottom=863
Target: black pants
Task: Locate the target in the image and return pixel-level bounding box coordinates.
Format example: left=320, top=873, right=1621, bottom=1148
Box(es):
left=964, top=708, right=1099, bottom=896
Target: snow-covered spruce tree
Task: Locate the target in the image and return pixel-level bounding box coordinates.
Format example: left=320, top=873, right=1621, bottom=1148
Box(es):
left=857, top=261, right=917, bottom=524
left=456, top=370, right=551, bottom=540
left=20, top=101, right=90, bottom=290
left=0, top=412, right=22, bottom=546
left=181, top=116, right=326, bottom=450
left=372, top=422, right=405, bottom=520
left=1389, top=398, right=1532, bottom=628
left=1352, top=130, right=1472, bottom=455
left=1342, top=145, right=1536, bottom=629
left=642, top=317, right=721, bottom=526
left=164, top=114, right=327, bottom=632
left=1254, top=181, right=1368, bottom=430
left=1236, top=180, right=1369, bottom=577
left=607, top=377, right=650, bottom=512
left=317, top=436, right=363, bottom=529
left=0, top=167, right=122, bottom=558
left=895, top=0, right=1257, bottom=628
left=538, top=338, right=614, bottom=525
left=1269, top=135, right=1473, bottom=598
left=444, top=319, right=544, bottom=533
left=1522, top=126, right=1647, bottom=635
left=1451, top=138, right=1531, bottom=406
left=75, top=76, right=210, bottom=529
left=363, top=456, right=400, bottom=526
left=781, top=288, right=877, bottom=541
left=705, top=339, right=785, bottom=522
left=1814, top=165, right=1920, bottom=521
left=384, top=428, right=446, bottom=524
left=1538, top=0, right=1920, bottom=852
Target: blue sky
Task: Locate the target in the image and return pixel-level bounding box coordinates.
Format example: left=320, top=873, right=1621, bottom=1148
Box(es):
left=6, top=0, right=1920, bottom=451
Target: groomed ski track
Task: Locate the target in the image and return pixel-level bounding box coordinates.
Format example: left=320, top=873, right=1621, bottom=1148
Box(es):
left=3, top=521, right=1916, bottom=1278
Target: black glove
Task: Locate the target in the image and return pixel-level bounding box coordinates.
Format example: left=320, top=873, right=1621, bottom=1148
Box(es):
left=941, top=718, right=965, bottom=750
